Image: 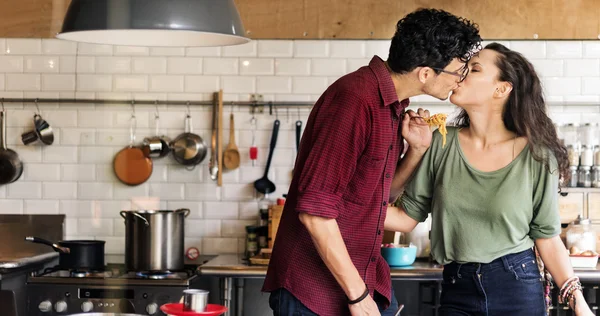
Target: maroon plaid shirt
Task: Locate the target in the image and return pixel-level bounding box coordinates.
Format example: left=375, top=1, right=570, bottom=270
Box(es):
left=262, top=56, right=408, bottom=315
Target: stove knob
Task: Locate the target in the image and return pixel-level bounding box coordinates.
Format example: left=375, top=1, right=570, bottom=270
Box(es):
left=81, top=301, right=94, bottom=312
left=146, top=303, right=158, bottom=315
left=38, top=301, right=53, bottom=313
left=55, top=300, right=68, bottom=313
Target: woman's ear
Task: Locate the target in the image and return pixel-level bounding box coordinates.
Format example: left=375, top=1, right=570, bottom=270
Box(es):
left=494, top=82, right=513, bottom=98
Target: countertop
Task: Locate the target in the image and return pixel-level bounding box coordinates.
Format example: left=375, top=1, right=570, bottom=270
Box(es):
left=197, top=255, right=600, bottom=282
left=0, top=252, right=58, bottom=272
left=198, top=255, right=443, bottom=281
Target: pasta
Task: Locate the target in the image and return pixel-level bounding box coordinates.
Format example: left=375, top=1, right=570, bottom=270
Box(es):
left=425, top=113, right=448, bottom=147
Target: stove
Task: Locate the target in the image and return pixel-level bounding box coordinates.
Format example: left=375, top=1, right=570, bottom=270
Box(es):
left=27, top=257, right=215, bottom=316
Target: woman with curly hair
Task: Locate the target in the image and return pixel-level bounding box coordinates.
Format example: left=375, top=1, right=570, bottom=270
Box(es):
left=387, top=43, right=594, bottom=315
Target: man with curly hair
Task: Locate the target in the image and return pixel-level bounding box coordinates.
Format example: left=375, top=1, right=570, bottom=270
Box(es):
left=263, top=8, right=482, bottom=316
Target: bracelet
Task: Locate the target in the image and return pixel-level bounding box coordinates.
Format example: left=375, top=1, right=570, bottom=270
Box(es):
left=348, top=286, right=370, bottom=305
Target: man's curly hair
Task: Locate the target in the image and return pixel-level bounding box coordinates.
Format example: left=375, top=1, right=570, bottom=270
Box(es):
left=388, top=8, right=482, bottom=74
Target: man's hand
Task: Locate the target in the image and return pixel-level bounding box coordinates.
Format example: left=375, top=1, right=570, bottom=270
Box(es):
left=401, top=108, right=432, bottom=154
left=349, top=295, right=381, bottom=316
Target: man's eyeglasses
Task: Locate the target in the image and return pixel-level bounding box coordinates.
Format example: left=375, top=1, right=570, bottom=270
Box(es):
left=431, top=66, right=469, bottom=83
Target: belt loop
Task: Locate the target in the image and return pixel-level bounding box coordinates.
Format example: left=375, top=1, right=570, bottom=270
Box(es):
left=502, top=255, right=512, bottom=271
left=456, top=264, right=463, bottom=279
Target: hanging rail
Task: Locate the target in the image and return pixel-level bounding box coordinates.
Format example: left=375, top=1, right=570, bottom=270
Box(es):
left=0, top=97, right=315, bottom=108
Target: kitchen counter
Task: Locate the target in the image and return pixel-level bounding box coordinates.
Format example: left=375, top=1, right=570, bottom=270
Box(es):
left=198, top=254, right=600, bottom=282
left=0, top=252, right=58, bottom=272
left=198, top=254, right=443, bottom=281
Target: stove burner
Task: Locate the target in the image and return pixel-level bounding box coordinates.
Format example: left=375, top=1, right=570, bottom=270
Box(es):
left=135, top=271, right=176, bottom=280
left=70, top=270, right=112, bottom=278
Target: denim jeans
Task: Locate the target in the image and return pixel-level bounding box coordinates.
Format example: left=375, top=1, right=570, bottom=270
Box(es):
left=439, top=248, right=546, bottom=316
left=269, top=287, right=399, bottom=316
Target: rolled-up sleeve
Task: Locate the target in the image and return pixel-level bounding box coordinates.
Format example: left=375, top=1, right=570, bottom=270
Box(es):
left=529, top=156, right=561, bottom=239
left=400, top=131, right=439, bottom=222
left=295, top=91, right=371, bottom=219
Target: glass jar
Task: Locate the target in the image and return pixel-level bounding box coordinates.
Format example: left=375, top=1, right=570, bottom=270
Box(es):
left=567, top=145, right=580, bottom=167
left=258, top=194, right=273, bottom=227
left=568, top=166, right=579, bottom=188
left=245, top=225, right=259, bottom=259
left=594, top=146, right=600, bottom=167
left=580, top=145, right=594, bottom=167
left=579, top=123, right=597, bottom=147
left=592, top=166, right=600, bottom=188
left=563, top=123, right=579, bottom=148
left=578, top=166, right=592, bottom=188
left=566, top=215, right=597, bottom=253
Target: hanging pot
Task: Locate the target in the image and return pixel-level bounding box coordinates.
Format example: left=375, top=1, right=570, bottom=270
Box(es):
left=114, top=115, right=153, bottom=186
left=0, top=111, right=23, bottom=185
left=170, top=114, right=207, bottom=168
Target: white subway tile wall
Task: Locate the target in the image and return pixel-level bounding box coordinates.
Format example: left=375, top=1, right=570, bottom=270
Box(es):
left=0, top=39, right=598, bottom=254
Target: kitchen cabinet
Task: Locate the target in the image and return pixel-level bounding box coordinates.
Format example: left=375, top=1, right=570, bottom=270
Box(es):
left=2, top=0, right=600, bottom=40
left=559, top=192, right=585, bottom=224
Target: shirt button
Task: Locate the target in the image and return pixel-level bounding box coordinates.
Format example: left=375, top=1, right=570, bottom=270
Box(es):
left=382, top=201, right=387, bottom=206
left=389, top=145, right=393, bottom=150
left=385, top=173, right=391, bottom=179
left=371, top=257, right=376, bottom=262
left=377, top=230, right=381, bottom=235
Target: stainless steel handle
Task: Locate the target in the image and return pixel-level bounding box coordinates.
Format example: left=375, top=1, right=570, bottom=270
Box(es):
left=176, top=208, right=191, bottom=218
left=25, top=236, right=70, bottom=254
left=120, top=211, right=150, bottom=226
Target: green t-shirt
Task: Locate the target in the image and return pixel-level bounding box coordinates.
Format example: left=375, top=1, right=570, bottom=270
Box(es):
left=401, top=126, right=561, bottom=265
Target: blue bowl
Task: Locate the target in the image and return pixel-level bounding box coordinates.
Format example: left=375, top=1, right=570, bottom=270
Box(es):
left=381, top=246, right=417, bottom=267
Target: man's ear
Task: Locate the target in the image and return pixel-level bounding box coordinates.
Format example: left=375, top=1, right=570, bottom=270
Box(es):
left=417, top=67, right=434, bottom=84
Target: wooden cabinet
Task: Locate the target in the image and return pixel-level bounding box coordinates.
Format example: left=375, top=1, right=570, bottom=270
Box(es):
left=3, top=0, right=600, bottom=40
left=559, top=192, right=585, bottom=224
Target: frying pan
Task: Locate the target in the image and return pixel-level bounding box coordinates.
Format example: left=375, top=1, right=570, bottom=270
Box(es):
left=171, top=114, right=207, bottom=169
left=0, top=110, right=23, bottom=185
left=113, top=115, right=153, bottom=186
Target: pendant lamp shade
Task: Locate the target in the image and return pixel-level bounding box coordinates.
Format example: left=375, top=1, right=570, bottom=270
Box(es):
left=56, top=0, right=250, bottom=47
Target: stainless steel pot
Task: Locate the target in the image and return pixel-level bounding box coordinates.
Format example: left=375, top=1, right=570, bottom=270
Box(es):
left=120, top=209, right=190, bottom=272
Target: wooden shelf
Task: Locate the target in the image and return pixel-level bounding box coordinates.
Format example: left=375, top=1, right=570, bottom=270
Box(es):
left=560, top=188, right=600, bottom=195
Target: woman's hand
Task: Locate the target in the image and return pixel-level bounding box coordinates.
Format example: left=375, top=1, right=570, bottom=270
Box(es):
left=573, top=290, right=594, bottom=316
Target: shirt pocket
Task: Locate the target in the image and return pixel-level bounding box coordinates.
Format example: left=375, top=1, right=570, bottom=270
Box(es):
left=343, top=155, right=385, bottom=205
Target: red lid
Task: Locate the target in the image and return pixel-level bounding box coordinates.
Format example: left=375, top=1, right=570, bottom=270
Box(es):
left=160, top=303, right=228, bottom=316
left=277, top=198, right=286, bottom=205
left=186, top=247, right=200, bottom=260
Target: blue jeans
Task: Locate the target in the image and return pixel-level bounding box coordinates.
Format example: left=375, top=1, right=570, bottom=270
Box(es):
left=269, top=287, right=399, bottom=316
left=440, top=248, right=546, bottom=316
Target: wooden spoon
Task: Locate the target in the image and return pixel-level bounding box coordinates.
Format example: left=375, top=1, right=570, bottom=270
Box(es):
left=223, top=113, right=240, bottom=170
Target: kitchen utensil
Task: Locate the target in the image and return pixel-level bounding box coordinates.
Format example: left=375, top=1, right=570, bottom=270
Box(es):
left=120, top=209, right=190, bottom=272
left=209, top=97, right=219, bottom=180
left=292, top=119, right=302, bottom=175
left=171, top=114, right=207, bottom=168
left=394, top=305, right=405, bottom=316
left=25, top=236, right=105, bottom=270
left=183, top=289, right=209, bottom=312
left=217, top=90, right=224, bottom=186
left=381, top=244, right=417, bottom=267
left=21, top=114, right=54, bottom=145
left=0, top=110, right=23, bottom=185
left=254, top=120, right=279, bottom=194
left=223, top=113, right=240, bottom=170
left=249, top=116, right=257, bottom=166
left=142, top=112, right=170, bottom=159
left=160, top=303, right=228, bottom=316
left=113, top=115, right=153, bottom=186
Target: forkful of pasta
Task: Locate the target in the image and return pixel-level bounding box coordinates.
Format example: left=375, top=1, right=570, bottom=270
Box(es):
left=424, top=113, right=448, bottom=147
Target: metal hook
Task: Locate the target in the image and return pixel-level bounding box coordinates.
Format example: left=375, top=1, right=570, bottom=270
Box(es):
left=230, top=103, right=234, bottom=114
left=186, top=101, right=191, bottom=116
left=1, top=98, right=4, bottom=112
left=130, top=100, right=136, bottom=119
left=154, top=100, right=160, bottom=119
left=34, top=98, right=40, bottom=114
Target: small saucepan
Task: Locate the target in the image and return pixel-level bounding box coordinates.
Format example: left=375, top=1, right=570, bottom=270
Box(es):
left=25, top=236, right=105, bottom=270
left=170, top=114, right=207, bottom=169
left=142, top=113, right=170, bottom=159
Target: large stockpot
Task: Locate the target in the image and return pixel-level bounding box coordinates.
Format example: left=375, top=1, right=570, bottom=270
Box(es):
left=120, top=209, right=190, bottom=272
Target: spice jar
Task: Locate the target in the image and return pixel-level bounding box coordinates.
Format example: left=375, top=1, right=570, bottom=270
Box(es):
left=580, top=145, right=594, bottom=167
left=568, top=145, right=580, bottom=167
left=592, top=166, right=600, bottom=188
left=578, top=166, right=592, bottom=188
left=568, top=166, right=579, bottom=188
left=594, top=146, right=600, bottom=166
left=245, top=225, right=259, bottom=259
left=566, top=215, right=597, bottom=253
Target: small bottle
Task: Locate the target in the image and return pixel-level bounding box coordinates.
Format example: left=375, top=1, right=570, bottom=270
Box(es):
left=258, top=194, right=273, bottom=227
left=245, top=226, right=259, bottom=259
